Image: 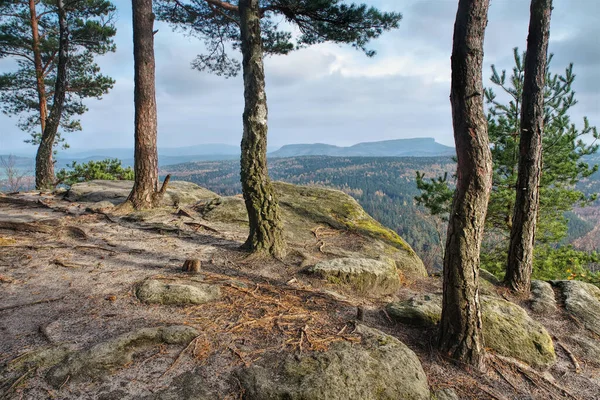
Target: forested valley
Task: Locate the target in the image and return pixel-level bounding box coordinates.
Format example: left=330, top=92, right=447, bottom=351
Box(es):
left=162, top=154, right=600, bottom=273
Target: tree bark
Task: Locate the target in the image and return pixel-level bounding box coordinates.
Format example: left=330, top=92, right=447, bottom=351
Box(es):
left=505, top=0, right=552, bottom=294
left=126, top=0, right=169, bottom=209
left=35, top=0, right=68, bottom=190
left=238, top=0, right=286, bottom=258
left=439, top=0, right=492, bottom=370
left=28, top=0, right=48, bottom=135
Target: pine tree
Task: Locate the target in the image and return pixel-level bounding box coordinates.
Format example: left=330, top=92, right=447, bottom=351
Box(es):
left=505, top=0, right=553, bottom=294
left=416, top=53, right=599, bottom=277
left=155, top=0, right=402, bottom=258
left=125, top=0, right=170, bottom=210
left=439, top=0, right=492, bottom=370
left=0, top=0, right=117, bottom=188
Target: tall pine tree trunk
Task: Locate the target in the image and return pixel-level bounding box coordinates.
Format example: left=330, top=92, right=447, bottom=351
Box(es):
left=505, top=0, right=552, bottom=294
left=439, top=0, right=492, bottom=370
left=28, top=0, right=48, bottom=135
left=35, top=0, right=68, bottom=190
left=238, top=0, right=286, bottom=258
left=126, top=0, right=169, bottom=209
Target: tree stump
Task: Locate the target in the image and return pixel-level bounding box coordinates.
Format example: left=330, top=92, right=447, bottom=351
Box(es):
left=182, top=259, right=201, bottom=273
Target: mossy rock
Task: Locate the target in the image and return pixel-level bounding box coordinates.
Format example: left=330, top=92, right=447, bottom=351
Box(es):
left=308, top=257, right=401, bottom=296
left=5, top=344, right=73, bottom=373
left=386, top=294, right=442, bottom=326
left=136, top=279, right=220, bottom=305
left=554, top=280, right=600, bottom=336
left=237, top=324, right=430, bottom=400
left=386, top=295, right=556, bottom=368
left=46, top=325, right=198, bottom=387
left=66, top=180, right=218, bottom=206
left=196, top=182, right=427, bottom=278
left=481, top=296, right=556, bottom=369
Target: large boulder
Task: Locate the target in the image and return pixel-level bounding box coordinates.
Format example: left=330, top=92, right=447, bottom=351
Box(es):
left=554, top=280, right=600, bottom=336
left=386, top=294, right=556, bottom=368
left=237, top=325, right=430, bottom=400
left=530, top=280, right=557, bottom=315
left=197, top=182, right=427, bottom=278
left=386, top=294, right=441, bottom=326
left=46, top=326, right=198, bottom=387
left=65, top=180, right=217, bottom=206
left=307, top=257, right=401, bottom=295
left=136, top=279, right=220, bottom=305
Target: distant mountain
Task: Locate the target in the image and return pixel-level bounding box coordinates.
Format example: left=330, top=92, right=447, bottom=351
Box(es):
left=269, top=138, right=455, bottom=158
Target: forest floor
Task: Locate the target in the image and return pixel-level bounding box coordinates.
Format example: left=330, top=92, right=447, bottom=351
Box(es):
left=0, top=191, right=599, bottom=399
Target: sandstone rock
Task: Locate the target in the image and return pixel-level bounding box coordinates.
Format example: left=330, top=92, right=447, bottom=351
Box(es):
left=481, top=296, right=555, bottom=369
left=530, top=280, right=557, bottom=314
left=308, top=257, right=400, bottom=295
left=569, top=335, right=600, bottom=364
left=554, top=280, right=600, bottom=336
left=386, top=294, right=442, bottom=326
left=66, top=180, right=217, bottom=206
left=237, top=324, right=430, bottom=400
left=433, top=388, right=460, bottom=400
left=85, top=200, right=115, bottom=212
left=386, top=294, right=556, bottom=368
left=136, top=279, right=220, bottom=305
left=197, top=181, right=427, bottom=278
left=46, top=326, right=198, bottom=387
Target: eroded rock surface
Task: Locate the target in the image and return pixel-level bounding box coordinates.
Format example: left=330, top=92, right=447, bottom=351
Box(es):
left=308, top=257, right=400, bottom=295
left=386, top=294, right=442, bottom=326
left=46, top=326, right=198, bottom=387
left=197, top=182, right=427, bottom=278
left=530, top=280, right=557, bottom=314
left=66, top=180, right=217, bottom=206
left=386, top=294, right=556, bottom=368
left=136, top=279, right=220, bottom=305
left=237, top=325, right=430, bottom=400
left=554, top=280, right=600, bottom=336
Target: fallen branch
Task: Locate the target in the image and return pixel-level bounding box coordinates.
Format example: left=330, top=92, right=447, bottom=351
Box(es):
left=159, top=335, right=198, bottom=379
left=52, top=259, right=83, bottom=269
left=74, top=245, right=117, bottom=254
left=184, top=222, right=220, bottom=233
left=556, top=340, right=581, bottom=373
left=0, top=296, right=64, bottom=312
left=1, top=369, right=32, bottom=398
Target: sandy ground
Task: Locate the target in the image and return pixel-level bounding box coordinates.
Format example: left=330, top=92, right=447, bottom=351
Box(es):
left=0, top=193, right=599, bottom=399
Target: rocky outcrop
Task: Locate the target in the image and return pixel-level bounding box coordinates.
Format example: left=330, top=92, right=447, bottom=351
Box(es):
left=136, top=279, right=220, bottom=305
left=66, top=180, right=217, bottom=206
left=46, top=326, right=198, bottom=387
left=197, top=182, right=427, bottom=278
left=554, top=280, right=600, bottom=336
left=530, top=280, right=557, bottom=314
left=386, top=294, right=556, bottom=368
left=237, top=324, right=430, bottom=400
left=307, top=257, right=401, bottom=295
left=386, top=294, right=442, bottom=326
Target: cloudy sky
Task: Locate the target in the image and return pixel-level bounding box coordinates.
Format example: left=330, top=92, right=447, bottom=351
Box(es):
left=1, top=0, right=599, bottom=154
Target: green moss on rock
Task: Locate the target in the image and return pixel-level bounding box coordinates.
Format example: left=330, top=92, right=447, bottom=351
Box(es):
left=386, top=294, right=556, bottom=368
left=237, top=324, right=430, bottom=400
left=136, top=279, right=221, bottom=305
left=308, top=257, right=401, bottom=295
left=46, top=326, right=198, bottom=387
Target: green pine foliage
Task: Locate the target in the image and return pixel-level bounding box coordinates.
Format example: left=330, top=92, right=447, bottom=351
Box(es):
left=155, top=0, right=402, bottom=77
left=56, top=158, right=133, bottom=187
left=0, top=0, right=117, bottom=149
left=415, top=49, right=599, bottom=280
